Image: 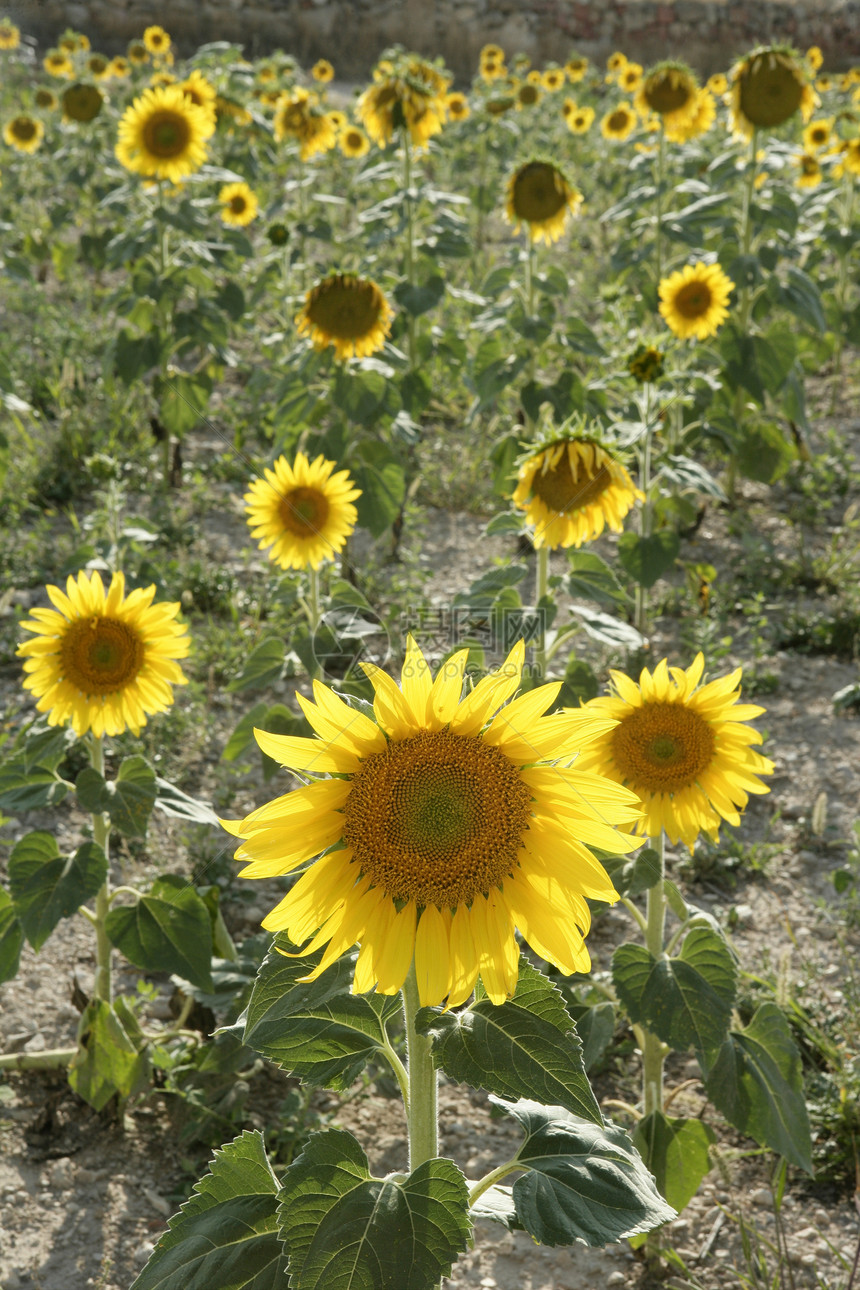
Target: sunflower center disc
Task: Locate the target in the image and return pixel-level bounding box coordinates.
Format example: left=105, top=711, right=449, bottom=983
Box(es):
left=740, top=61, right=803, bottom=127
left=278, top=486, right=329, bottom=537
left=674, top=280, right=712, bottom=319
left=342, top=729, right=532, bottom=907
left=306, top=279, right=381, bottom=340
left=230, top=195, right=247, bottom=213
left=13, top=118, right=36, bottom=141
left=532, top=457, right=611, bottom=514
left=646, top=77, right=692, bottom=115
left=610, top=701, right=716, bottom=794
left=513, top=163, right=566, bottom=222
left=608, top=110, right=629, bottom=132
left=144, top=112, right=190, bottom=157
left=60, top=616, right=145, bottom=695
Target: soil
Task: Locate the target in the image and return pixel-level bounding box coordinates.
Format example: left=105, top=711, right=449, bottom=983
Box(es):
left=1, top=399, right=860, bottom=1290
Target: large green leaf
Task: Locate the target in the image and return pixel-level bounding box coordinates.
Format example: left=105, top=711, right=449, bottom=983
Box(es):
left=633, top=1112, right=715, bottom=1213
left=0, top=762, right=69, bottom=812
left=154, top=368, right=213, bottom=438
left=417, top=957, right=602, bottom=1124
left=735, top=419, right=796, bottom=484
left=76, top=756, right=157, bottom=838
left=68, top=998, right=148, bottom=1111
left=8, top=833, right=108, bottom=951
left=130, top=1130, right=285, bottom=1290
left=612, top=925, right=736, bottom=1057
left=349, top=440, right=406, bottom=537
left=242, top=940, right=401, bottom=1089
left=495, top=1099, right=675, bottom=1246
left=105, top=874, right=213, bottom=990
left=617, top=531, right=680, bottom=589
left=228, top=637, right=286, bottom=693
left=17, top=722, right=76, bottom=773
left=278, top=1128, right=471, bottom=1290
left=566, top=550, right=626, bottom=607
left=394, top=274, right=445, bottom=316
left=702, top=1002, right=812, bottom=1172
left=0, top=888, right=24, bottom=983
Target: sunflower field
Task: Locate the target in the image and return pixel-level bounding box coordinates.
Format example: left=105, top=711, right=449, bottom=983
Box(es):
left=1, top=19, right=860, bottom=1290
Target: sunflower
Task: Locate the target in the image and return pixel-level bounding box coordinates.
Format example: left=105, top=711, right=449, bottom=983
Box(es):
left=729, top=45, right=817, bottom=138
left=485, top=94, right=515, bottom=116
left=816, top=74, right=833, bottom=93
left=707, top=72, right=728, bottom=95
left=311, top=58, right=334, bottom=83
left=515, top=81, right=541, bottom=109
left=216, top=95, right=253, bottom=128
left=149, top=71, right=177, bottom=88
left=445, top=91, right=470, bottom=121
left=3, top=114, right=45, bottom=153
left=44, top=51, right=74, bottom=78
left=627, top=344, right=665, bottom=383
left=273, top=88, right=336, bottom=157
left=266, top=221, right=289, bottom=245
left=620, top=62, right=644, bottom=92
left=480, top=59, right=506, bottom=83
left=34, top=88, right=60, bottom=111
left=219, top=180, right=259, bottom=226
left=600, top=102, right=637, bottom=140
left=340, top=124, right=370, bottom=157
left=841, top=138, right=860, bottom=176
left=357, top=54, right=449, bottom=148
left=565, top=56, right=588, bottom=82
left=802, top=116, right=834, bottom=150
left=806, top=45, right=824, bottom=72
left=505, top=159, right=581, bottom=244
left=793, top=152, right=823, bottom=187
left=87, top=53, right=110, bottom=79
left=295, top=273, right=393, bottom=360
left=17, top=570, right=189, bottom=739
left=127, top=40, right=149, bottom=65
left=635, top=61, right=701, bottom=133
left=116, top=85, right=210, bottom=182
left=512, top=438, right=641, bottom=550
left=658, top=261, right=734, bottom=341
left=223, top=638, right=643, bottom=1006
left=244, top=452, right=361, bottom=572
left=62, top=83, right=104, bottom=123
left=607, top=51, right=628, bottom=73
left=0, top=19, right=20, bottom=50
left=574, top=655, right=774, bottom=849
left=542, top=67, right=565, bottom=92
left=481, top=44, right=505, bottom=63
left=143, top=25, right=171, bottom=56
left=526, top=69, right=543, bottom=87
left=326, top=108, right=348, bottom=131
left=567, top=105, right=595, bottom=133
left=108, top=56, right=131, bottom=79
left=179, top=69, right=217, bottom=134
left=664, top=89, right=716, bottom=143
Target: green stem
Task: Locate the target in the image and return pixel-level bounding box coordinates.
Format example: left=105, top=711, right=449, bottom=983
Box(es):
left=634, top=384, right=653, bottom=636
left=468, top=1157, right=521, bottom=1207
left=401, top=961, right=438, bottom=1169
left=726, top=131, right=758, bottom=504
left=402, top=130, right=418, bottom=370
left=523, top=233, right=537, bottom=402
left=621, top=896, right=648, bottom=935
left=156, top=181, right=172, bottom=489
left=379, top=1031, right=411, bottom=1114
left=654, top=124, right=665, bottom=285
left=534, top=544, right=549, bottom=681
left=0, top=1047, right=77, bottom=1072
left=89, top=734, right=113, bottom=1004
left=642, top=831, right=666, bottom=1120
left=830, top=174, right=855, bottom=409
left=307, top=565, right=322, bottom=681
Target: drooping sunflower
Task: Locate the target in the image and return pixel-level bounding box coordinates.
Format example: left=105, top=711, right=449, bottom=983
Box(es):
left=0, top=19, right=20, bottom=50
left=479, top=58, right=506, bottom=84
left=3, top=114, right=45, bottom=153
left=600, top=102, right=637, bottom=141
left=512, top=438, right=642, bottom=550
left=339, top=124, right=370, bottom=157
left=574, top=655, right=774, bottom=849
left=658, top=261, right=734, bottom=341
left=311, top=58, right=334, bottom=83
left=116, top=85, right=210, bottom=182
left=480, top=43, right=505, bottom=64
left=505, top=159, right=582, bottom=244
left=729, top=45, right=817, bottom=139
left=635, top=61, right=701, bottom=134
left=295, top=273, right=393, bottom=361
left=627, top=344, right=665, bottom=384
left=62, top=83, right=104, bottom=124
left=17, top=570, right=189, bottom=739
left=568, top=105, right=595, bottom=133
left=244, top=451, right=361, bottom=572
left=298, top=111, right=337, bottom=160
left=43, top=51, right=74, bottom=79
left=802, top=116, right=834, bottom=151
left=445, top=91, right=470, bottom=121
left=793, top=152, right=823, bottom=187
left=143, top=25, right=171, bottom=56
left=223, top=639, right=642, bottom=1006
left=219, top=181, right=259, bottom=226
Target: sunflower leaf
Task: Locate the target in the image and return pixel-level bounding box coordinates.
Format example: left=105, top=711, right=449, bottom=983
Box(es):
left=242, top=940, right=402, bottom=1090
left=0, top=888, right=24, bottom=983
left=227, top=637, right=287, bottom=693
left=105, top=874, right=214, bottom=990
left=9, top=833, right=107, bottom=952
left=633, top=1112, right=715, bottom=1214
left=701, top=1002, right=812, bottom=1173
left=0, top=762, right=69, bottom=813
left=130, top=1130, right=286, bottom=1290
left=417, top=957, right=603, bottom=1124
left=278, top=1128, right=471, bottom=1290
left=617, top=530, right=680, bottom=589
left=493, top=1098, right=675, bottom=1246
left=68, top=998, right=149, bottom=1111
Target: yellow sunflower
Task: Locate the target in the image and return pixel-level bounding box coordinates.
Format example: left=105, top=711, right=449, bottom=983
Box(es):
left=607, top=51, right=628, bottom=73
left=107, top=56, right=131, bottom=79
left=542, top=67, right=566, bottom=92
left=0, top=19, right=20, bottom=50
left=116, top=84, right=210, bottom=182
left=841, top=138, right=860, bottom=176
left=179, top=69, right=218, bottom=135
left=565, top=56, right=588, bottom=82
left=515, top=81, right=541, bottom=109
left=793, top=152, right=823, bottom=187
left=326, top=109, right=348, bottom=131
left=658, top=261, right=734, bottom=341
left=357, top=55, right=449, bottom=148
left=526, top=69, right=543, bottom=87
left=295, top=273, right=393, bottom=360
left=17, top=570, right=189, bottom=739
left=802, top=116, right=834, bottom=150
left=44, top=51, right=74, bottom=79
left=729, top=45, right=817, bottom=138
left=635, top=61, right=701, bottom=133
left=505, top=160, right=582, bottom=244
left=339, top=124, right=370, bottom=157
left=620, top=63, right=644, bottom=93
left=127, top=40, right=149, bottom=65
left=707, top=72, right=728, bottom=95
left=3, top=114, right=44, bottom=153
left=149, top=71, right=176, bottom=88
left=222, top=638, right=642, bottom=1006
left=34, top=88, right=60, bottom=111
left=219, top=181, right=259, bottom=226
left=311, top=59, right=334, bottom=83
left=87, top=53, right=110, bottom=79
left=568, top=105, right=595, bottom=133
left=244, top=452, right=361, bottom=572
left=574, top=655, right=774, bottom=849
left=512, top=438, right=641, bottom=550
left=298, top=112, right=337, bottom=160
left=480, top=59, right=506, bottom=83
left=480, top=43, right=505, bottom=63
left=664, top=88, right=716, bottom=143
left=806, top=45, right=824, bottom=72
left=816, top=74, right=833, bottom=93
left=143, top=25, right=171, bottom=56
left=445, top=91, right=470, bottom=121
left=600, top=102, right=637, bottom=141
left=485, top=94, right=515, bottom=116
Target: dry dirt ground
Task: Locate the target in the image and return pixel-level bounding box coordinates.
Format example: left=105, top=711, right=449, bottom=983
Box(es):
left=1, top=407, right=859, bottom=1290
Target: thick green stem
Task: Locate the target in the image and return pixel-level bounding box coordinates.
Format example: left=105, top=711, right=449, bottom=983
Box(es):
left=534, top=544, right=549, bottom=680
left=642, top=832, right=666, bottom=1119
left=402, top=131, right=418, bottom=370
left=401, top=962, right=438, bottom=1169
left=89, top=735, right=112, bottom=1004
left=634, top=384, right=653, bottom=636
left=307, top=565, right=322, bottom=681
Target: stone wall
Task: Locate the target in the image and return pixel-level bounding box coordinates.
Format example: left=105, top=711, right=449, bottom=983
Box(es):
left=9, top=0, right=860, bottom=78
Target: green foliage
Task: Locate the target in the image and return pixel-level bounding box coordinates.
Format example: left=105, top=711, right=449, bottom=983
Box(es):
left=105, top=875, right=215, bottom=991
left=9, top=832, right=107, bottom=951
